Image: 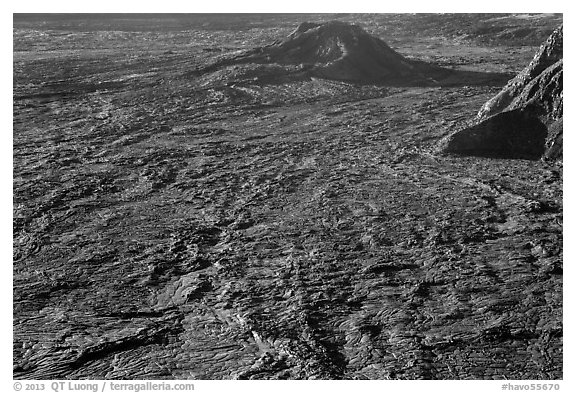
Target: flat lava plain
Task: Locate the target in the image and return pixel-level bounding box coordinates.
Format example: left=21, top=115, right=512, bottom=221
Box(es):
left=13, top=14, right=562, bottom=379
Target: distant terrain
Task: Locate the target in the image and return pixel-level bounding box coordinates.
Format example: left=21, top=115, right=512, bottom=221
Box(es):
left=13, top=14, right=562, bottom=380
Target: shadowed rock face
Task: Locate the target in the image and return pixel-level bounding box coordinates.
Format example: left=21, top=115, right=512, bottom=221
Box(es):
left=442, top=108, right=548, bottom=159
left=442, top=26, right=563, bottom=160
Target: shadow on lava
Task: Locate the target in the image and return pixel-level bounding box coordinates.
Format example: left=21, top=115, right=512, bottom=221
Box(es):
left=188, top=20, right=516, bottom=89
left=428, top=67, right=515, bottom=88
left=189, top=59, right=514, bottom=89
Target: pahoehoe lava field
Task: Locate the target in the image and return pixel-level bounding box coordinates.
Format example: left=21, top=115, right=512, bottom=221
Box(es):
left=13, top=14, right=563, bottom=380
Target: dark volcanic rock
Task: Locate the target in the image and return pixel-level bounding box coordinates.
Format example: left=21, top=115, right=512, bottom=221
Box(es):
left=441, top=26, right=563, bottom=160
left=510, top=60, right=562, bottom=120
left=200, top=21, right=448, bottom=85
left=441, top=108, right=548, bottom=159
left=252, top=21, right=427, bottom=83
left=478, top=26, right=562, bottom=120
left=544, top=118, right=563, bottom=160
left=13, top=15, right=563, bottom=380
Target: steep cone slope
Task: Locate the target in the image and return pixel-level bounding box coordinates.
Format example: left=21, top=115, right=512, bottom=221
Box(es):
left=441, top=25, right=563, bottom=160
left=253, top=21, right=425, bottom=82
left=200, top=21, right=445, bottom=85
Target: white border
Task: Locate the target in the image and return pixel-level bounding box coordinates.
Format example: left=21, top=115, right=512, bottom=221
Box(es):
left=4, top=3, right=572, bottom=392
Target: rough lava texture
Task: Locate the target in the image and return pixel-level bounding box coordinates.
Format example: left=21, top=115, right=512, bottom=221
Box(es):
left=442, top=26, right=562, bottom=160
left=13, top=14, right=563, bottom=380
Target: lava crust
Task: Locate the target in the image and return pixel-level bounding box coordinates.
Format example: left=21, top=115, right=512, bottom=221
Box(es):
left=13, top=14, right=563, bottom=380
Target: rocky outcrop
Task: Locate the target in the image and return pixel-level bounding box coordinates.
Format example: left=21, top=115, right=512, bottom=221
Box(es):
left=441, top=26, right=563, bottom=160
left=477, top=26, right=562, bottom=120
left=544, top=118, right=563, bottom=160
